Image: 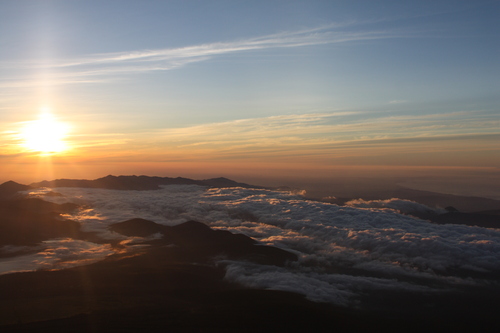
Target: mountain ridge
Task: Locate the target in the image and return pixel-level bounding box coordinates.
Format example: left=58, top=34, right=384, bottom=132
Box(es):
left=2, top=174, right=500, bottom=218
left=29, top=175, right=264, bottom=191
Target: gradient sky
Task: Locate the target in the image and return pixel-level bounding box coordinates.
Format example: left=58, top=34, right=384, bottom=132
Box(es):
left=0, top=0, right=499, bottom=187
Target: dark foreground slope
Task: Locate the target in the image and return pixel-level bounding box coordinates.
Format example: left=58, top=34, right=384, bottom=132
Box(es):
left=0, top=198, right=84, bottom=248
left=0, top=218, right=362, bottom=332
left=1, top=218, right=499, bottom=332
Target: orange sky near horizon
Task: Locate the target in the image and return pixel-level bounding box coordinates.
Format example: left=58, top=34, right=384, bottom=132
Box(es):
left=1, top=2, right=498, bottom=200
left=1, top=108, right=499, bottom=197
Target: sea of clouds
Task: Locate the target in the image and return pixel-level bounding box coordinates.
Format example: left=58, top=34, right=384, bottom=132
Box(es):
left=2, top=185, right=500, bottom=306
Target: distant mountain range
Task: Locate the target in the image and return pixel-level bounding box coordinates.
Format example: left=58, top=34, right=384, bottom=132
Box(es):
left=318, top=187, right=500, bottom=213
left=360, top=187, right=500, bottom=213
left=30, top=175, right=263, bottom=191
left=1, top=175, right=499, bottom=229
left=0, top=175, right=261, bottom=198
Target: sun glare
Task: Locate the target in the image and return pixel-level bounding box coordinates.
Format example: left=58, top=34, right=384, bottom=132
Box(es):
left=21, top=111, right=70, bottom=154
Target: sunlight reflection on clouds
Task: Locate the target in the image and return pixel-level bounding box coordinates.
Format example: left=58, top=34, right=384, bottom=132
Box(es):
left=0, top=238, right=114, bottom=275
left=23, top=185, right=500, bottom=306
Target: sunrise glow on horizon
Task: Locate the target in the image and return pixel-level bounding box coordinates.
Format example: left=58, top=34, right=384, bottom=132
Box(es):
left=0, top=1, right=498, bottom=192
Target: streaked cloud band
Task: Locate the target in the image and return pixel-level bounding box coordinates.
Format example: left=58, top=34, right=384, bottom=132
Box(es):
left=1, top=23, right=409, bottom=88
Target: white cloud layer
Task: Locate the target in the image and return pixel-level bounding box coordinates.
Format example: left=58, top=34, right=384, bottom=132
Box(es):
left=0, top=238, right=113, bottom=275
left=4, top=185, right=500, bottom=306
left=345, top=198, right=446, bottom=215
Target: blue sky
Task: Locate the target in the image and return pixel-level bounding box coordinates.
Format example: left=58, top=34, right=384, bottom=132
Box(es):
left=0, top=0, right=499, bottom=184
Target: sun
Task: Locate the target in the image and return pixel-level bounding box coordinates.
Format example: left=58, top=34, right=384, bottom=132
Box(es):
left=21, top=111, right=70, bottom=154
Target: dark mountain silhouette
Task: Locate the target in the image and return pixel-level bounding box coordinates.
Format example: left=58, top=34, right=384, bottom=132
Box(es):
left=0, top=242, right=394, bottom=333
left=201, top=177, right=264, bottom=189
left=0, top=198, right=83, bottom=247
left=429, top=211, right=500, bottom=229
left=391, top=188, right=500, bottom=212
left=318, top=187, right=500, bottom=213
left=30, top=175, right=261, bottom=191
left=110, top=217, right=166, bottom=237
left=0, top=181, right=32, bottom=198
left=3, top=175, right=499, bottom=213
left=110, top=218, right=297, bottom=266
left=354, top=187, right=500, bottom=212
left=30, top=175, right=201, bottom=190
left=1, top=221, right=498, bottom=332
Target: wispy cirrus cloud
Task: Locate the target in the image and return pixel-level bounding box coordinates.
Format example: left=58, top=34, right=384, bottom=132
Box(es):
left=1, top=23, right=409, bottom=88
left=86, top=109, right=497, bottom=164
left=158, top=110, right=500, bottom=145
left=54, top=24, right=396, bottom=68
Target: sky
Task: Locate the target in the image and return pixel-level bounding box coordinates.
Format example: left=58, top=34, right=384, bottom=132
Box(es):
left=0, top=0, right=499, bottom=194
